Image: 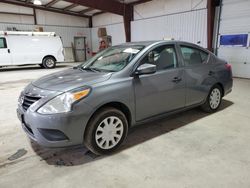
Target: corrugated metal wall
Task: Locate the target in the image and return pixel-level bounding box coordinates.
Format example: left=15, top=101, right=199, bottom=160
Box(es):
left=0, top=2, right=90, bottom=61
left=0, top=23, right=91, bottom=48
left=218, top=0, right=250, bottom=78
left=91, top=0, right=208, bottom=52
left=91, top=23, right=125, bottom=53
left=131, top=8, right=207, bottom=48
left=91, top=13, right=125, bottom=52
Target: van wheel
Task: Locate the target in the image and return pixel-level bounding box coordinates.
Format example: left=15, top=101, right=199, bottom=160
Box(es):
left=84, top=107, right=128, bottom=155
left=39, top=64, right=45, bottom=68
left=201, top=84, right=222, bottom=113
left=42, top=57, right=56, bottom=69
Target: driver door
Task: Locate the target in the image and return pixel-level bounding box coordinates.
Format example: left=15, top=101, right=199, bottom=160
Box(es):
left=133, top=44, right=186, bottom=121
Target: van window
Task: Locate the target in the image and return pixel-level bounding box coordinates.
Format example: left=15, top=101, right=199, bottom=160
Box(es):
left=0, top=38, right=7, bottom=48
left=180, top=46, right=208, bottom=66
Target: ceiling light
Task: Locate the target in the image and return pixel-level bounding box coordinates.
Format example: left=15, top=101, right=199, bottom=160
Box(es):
left=33, top=0, right=42, bottom=5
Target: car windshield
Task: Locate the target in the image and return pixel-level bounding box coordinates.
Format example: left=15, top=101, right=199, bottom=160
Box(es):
left=79, top=45, right=145, bottom=72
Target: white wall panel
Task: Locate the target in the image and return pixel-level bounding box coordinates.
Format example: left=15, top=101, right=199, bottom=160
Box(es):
left=132, top=9, right=207, bottom=48
left=0, top=3, right=88, bottom=27
left=0, top=23, right=33, bottom=31
left=91, top=23, right=125, bottom=52
left=134, top=0, right=207, bottom=20
left=0, top=3, right=33, bottom=14
left=0, top=23, right=91, bottom=48
left=91, top=0, right=208, bottom=51
left=0, top=14, right=34, bottom=24
left=36, top=10, right=88, bottom=27
left=92, top=13, right=123, bottom=27
left=218, top=0, right=250, bottom=78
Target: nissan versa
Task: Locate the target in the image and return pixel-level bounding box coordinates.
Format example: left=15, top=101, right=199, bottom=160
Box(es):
left=17, top=41, right=233, bottom=155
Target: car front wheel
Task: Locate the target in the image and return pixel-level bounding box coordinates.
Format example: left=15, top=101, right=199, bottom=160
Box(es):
left=84, top=107, right=128, bottom=155
left=201, top=84, right=222, bottom=113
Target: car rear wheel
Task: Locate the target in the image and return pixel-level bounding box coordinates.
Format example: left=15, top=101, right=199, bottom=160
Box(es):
left=42, top=57, right=56, bottom=69
left=84, top=107, right=128, bottom=155
left=201, top=84, right=222, bottom=113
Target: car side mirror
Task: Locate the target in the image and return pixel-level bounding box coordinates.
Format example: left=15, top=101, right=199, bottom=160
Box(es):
left=134, top=63, right=156, bottom=76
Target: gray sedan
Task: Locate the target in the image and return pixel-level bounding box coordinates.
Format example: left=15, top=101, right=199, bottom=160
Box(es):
left=17, top=41, right=233, bottom=155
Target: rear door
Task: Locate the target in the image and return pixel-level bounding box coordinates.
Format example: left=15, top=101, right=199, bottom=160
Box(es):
left=0, top=37, right=12, bottom=65
left=134, top=44, right=186, bottom=121
left=177, top=44, right=212, bottom=106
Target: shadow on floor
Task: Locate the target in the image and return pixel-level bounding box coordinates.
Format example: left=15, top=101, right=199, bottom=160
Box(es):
left=30, top=99, right=234, bottom=167
left=0, top=64, right=72, bottom=72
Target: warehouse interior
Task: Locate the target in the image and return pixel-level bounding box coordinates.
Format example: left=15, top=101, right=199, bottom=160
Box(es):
left=0, top=0, right=250, bottom=187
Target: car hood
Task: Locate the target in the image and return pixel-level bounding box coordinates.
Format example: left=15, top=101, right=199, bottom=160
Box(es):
left=32, top=68, right=112, bottom=92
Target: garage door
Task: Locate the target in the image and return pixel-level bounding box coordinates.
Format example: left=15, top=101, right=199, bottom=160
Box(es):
left=217, top=0, right=250, bottom=78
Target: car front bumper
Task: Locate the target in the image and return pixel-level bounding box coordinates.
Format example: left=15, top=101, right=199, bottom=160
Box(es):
left=17, top=103, right=93, bottom=148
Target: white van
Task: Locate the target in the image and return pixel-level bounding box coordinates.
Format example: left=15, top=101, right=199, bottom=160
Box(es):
left=0, top=31, right=64, bottom=69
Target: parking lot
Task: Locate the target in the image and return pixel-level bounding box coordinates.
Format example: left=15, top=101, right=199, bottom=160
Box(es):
left=0, top=64, right=250, bottom=188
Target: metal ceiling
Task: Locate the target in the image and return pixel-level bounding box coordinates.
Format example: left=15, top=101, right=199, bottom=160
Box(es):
left=1, top=0, right=152, bottom=18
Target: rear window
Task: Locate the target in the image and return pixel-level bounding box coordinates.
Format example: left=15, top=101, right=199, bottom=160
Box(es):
left=0, top=38, right=7, bottom=48
left=180, top=46, right=209, bottom=66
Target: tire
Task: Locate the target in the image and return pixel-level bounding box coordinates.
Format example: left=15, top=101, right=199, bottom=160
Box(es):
left=42, top=57, right=56, bottom=69
left=39, top=64, right=45, bottom=68
left=201, top=84, right=222, bottom=113
left=84, top=107, right=128, bottom=155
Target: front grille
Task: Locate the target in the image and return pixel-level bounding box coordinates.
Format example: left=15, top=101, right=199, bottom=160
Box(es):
left=22, top=95, right=41, bottom=111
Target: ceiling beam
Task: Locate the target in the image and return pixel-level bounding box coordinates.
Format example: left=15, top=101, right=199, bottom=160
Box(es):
left=45, top=0, right=61, bottom=8
left=64, top=0, right=125, bottom=15
left=63, top=3, right=78, bottom=11
left=0, top=11, right=33, bottom=16
left=1, top=0, right=90, bottom=18
left=79, top=8, right=94, bottom=14
left=92, top=11, right=105, bottom=17
left=129, top=0, right=152, bottom=6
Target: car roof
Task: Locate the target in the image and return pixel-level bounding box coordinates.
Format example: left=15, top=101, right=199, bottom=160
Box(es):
left=114, top=40, right=210, bottom=54
left=118, top=40, right=196, bottom=47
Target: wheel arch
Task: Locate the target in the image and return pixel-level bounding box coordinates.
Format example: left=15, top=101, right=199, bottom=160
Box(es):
left=43, top=55, right=57, bottom=62
left=214, top=82, right=225, bottom=97
left=90, top=101, right=132, bottom=127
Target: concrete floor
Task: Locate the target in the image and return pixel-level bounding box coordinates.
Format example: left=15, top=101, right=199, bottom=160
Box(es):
left=0, top=63, right=250, bottom=188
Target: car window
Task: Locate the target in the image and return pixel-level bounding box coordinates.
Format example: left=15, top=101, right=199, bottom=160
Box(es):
left=141, top=45, right=177, bottom=71
left=0, top=38, right=7, bottom=48
left=82, top=45, right=145, bottom=72
left=180, top=46, right=208, bottom=66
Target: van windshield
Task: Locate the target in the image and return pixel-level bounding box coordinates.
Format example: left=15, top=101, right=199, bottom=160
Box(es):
left=79, top=45, right=145, bottom=72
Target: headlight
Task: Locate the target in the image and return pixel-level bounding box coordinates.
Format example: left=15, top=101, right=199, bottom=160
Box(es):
left=37, top=88, right=91, bottom=114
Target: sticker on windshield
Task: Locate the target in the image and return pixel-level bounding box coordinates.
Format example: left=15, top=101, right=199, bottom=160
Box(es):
left=123, top=48, right=140, bottom=54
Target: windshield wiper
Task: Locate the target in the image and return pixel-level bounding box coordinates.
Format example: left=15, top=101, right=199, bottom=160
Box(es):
left=78, top=66, right=101, bottom=72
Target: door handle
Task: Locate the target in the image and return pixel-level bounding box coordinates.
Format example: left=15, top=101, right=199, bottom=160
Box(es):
left=172, top=77, right=182, bottom=83
left=7, top=49, right=10, bottom=53
left=208, top=71, right=215, bottom=76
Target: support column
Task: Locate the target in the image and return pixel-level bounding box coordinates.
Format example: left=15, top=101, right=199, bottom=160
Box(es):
left=207, top=0, right=216, bottom=52
left=33, top=8, right=37, bottom=25
left=123, top=5, right=133, bottom=42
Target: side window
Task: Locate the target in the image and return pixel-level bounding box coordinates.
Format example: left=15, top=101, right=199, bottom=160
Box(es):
left=200, top=50, right=209, bottom=62
left=141, top=45, right=177, bottom=71
left=180, top=46, right=208, bottom=66
left=0, top=38, right=7, bottom=48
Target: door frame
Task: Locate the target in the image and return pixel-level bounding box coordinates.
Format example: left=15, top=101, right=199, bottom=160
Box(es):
left=74, top=36, right=87, bottom=62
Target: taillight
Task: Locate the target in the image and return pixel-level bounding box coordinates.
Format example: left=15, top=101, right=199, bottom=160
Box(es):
left=225, top=63, right=232, bottom=71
